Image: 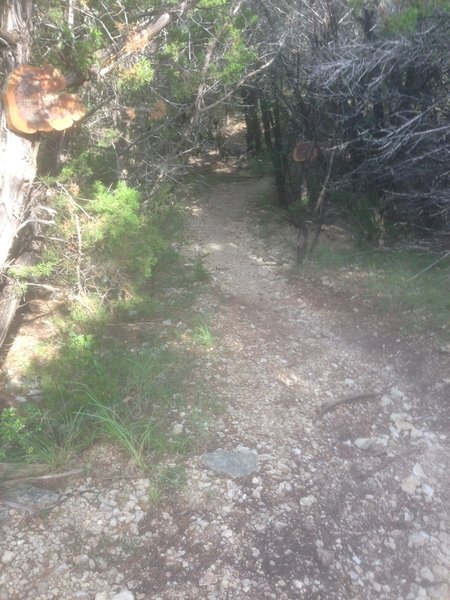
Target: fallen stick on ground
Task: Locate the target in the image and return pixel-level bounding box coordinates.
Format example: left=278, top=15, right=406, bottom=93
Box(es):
left=358, top=448, right=418, bottom=481
left=317, top=391, right=382, bottom=417
left=0, top=468, right=84, bottom=487
left=0, top=500, right=36, bottom=512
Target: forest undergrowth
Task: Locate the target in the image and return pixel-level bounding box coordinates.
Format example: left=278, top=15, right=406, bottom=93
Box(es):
left=1, top=165, right=450, bottom=484
left=0, top=174, right=216, bottom=484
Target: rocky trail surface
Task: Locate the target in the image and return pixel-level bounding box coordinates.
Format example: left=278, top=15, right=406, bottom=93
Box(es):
left=1, top=175, right=450, bottom=600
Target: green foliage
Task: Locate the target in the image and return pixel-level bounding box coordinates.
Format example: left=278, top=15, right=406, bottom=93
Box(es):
left=332, top=191, right=386, bottom=243
left=157, top=464, right=187, bottom=490
left=33, top=12, right=104, bottom=74
left=311, top=245, right=450, bottom=333
left=69, top=26, right=104, bottom=72
left=3, top=184, right=213, bottom=467
left=58, top=151, right=95, bottom=184
left=379, top=0, right=450, bottom=34
left=83, top=395, right=159, bottom=469
left=118, top=58, right=155, bottom=92
left=159, top=0, right=258, bottom=105
left=9, top=262, right=55, bottom=282
left=96, top=128, right=121, bottom=149
left=16, top=334, right=197, bottom=468
left=86, top=182, right=140, bottom=243
left=36, top=181, right=174, bottom=324
left=248, top=153, right=274, bottom=178
left=85, top=182, right=169, bottom=283
left=192, top=258, right=211, bottom=283
left=214, top=27, right=257, bottom=86
left=192, top=324, right=215, bottom=348
left=0, top=407, right=42, bottom=461
left=51, top=145, right=117, bottom=189
left=384, top=7, right=420, bottom=34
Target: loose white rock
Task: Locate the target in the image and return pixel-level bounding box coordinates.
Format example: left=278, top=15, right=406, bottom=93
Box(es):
left=408, top=532, right=429, bottom=547
left=381, top=395, right=392, bottom=407
left=419, top=566, right=435, bottom=583
left=390, top=386, right=407, bottom=400
left=112, top=592, right=134, bottom=600
left=1, top=551, right=15, bottom=565
left=412, top=463, right=426, bottom=479
left=199, top=571, right=218, bottom=587
left=300, top=495, right=316, bottom=507
left=221, top=528, right=233, bottom=539
left=172, top=423, right=184, bottom=435
left=354, top=438, right=373, bottom=451
left=422, top=483, right=434, bottom=498
left=401, top=475, right=420, bottom=495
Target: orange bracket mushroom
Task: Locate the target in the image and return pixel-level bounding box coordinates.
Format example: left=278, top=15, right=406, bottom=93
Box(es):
left=292, top=141, right=318, bottom=163
left=2, top=64, right=86, bottom=135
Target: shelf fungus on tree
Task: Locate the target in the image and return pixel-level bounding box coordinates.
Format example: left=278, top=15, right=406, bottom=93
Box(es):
left=292, top=141, right=318, bottom=163
left=2, top=64, right=86, bottom=135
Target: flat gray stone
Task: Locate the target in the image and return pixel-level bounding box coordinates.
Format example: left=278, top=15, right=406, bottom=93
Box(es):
left=4, top=484, right=59, bottom=508
left=354, top=438, right=373, bottom=451
left=316, top=547, right=334, bottom=568
left=202, top=448, right=258, bottom=479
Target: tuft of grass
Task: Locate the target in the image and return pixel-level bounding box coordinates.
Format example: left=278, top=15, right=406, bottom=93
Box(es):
left=192, top=324, right=216, bottom=349
left=83, top=394, right=157, bottom=469
left=158, top=464, right=187, bottom=489
left=309, top=244, right=450, bottom=333
left=29, top=410, right=90, bottom=470
left=192, top=258, right=211, bottom=283
left=145, top=463, right=187, bottom=506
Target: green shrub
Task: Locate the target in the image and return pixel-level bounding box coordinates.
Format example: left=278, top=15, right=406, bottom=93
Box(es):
left=0, top=407, right=42, bottom=461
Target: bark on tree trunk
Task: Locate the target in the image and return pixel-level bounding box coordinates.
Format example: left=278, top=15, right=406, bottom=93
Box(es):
left=242, top=88, right=262, bottom=155
left=260, top=98, right=273, bottom=152
left=272, top=102, right=288, bottom=208
left=0, top=0, right=36, bottom=348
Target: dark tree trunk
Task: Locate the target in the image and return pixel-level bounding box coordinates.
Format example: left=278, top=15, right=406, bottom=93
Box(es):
left=260, top=97, right=274, bottom=152
left=242, top=87, right=262, bottom=154
left=272, top=102, right=288, bottom=207
left=0, top=0, right=37, bottom=348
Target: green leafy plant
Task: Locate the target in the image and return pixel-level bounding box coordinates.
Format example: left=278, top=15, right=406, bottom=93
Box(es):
left=118, top=58, right=155, bottom=91
left=0, top=407, right=41, bottom=461
left=9, top=262, right=55, bottom=281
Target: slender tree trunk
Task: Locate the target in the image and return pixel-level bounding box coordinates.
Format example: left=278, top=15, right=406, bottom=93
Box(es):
left=0, top=0, right=36, bottom=347
left=260, top=97, right=273, bottom=152
left=242, top=87, right=262, bottom=154
left=272, top=102, right=288, bottom=207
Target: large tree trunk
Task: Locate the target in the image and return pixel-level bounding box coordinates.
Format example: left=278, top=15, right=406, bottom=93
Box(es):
left=0, top=0, right=36, bottom=347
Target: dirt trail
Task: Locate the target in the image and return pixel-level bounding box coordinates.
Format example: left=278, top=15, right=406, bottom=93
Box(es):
left=167, top=176, right=450, bottom=600
left=1, top=175, right=449, bottom=600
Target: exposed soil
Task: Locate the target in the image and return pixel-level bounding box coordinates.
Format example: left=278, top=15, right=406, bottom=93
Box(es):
left=1, top=173, right=450, bottom=600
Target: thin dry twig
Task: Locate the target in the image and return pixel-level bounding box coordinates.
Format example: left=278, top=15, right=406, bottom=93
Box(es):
left=358, top=448, right=418, bottom=481
left=407, top=251, right=450, bottom=281
left=317, top=390, right=383, bottom=417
